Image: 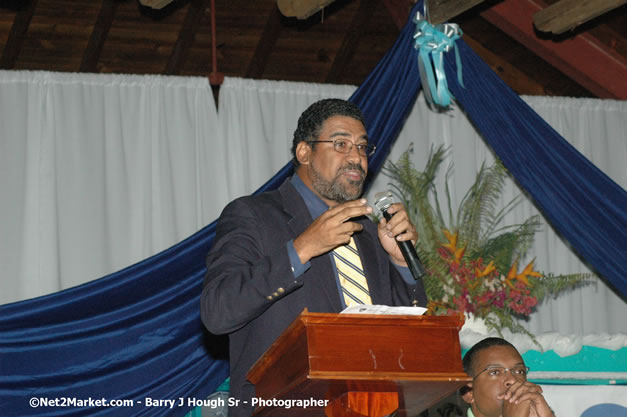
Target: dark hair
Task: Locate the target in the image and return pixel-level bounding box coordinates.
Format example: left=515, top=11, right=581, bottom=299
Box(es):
left=290, top=98, right=365, bottom=167
left=462, top=337, right=517, bottom=376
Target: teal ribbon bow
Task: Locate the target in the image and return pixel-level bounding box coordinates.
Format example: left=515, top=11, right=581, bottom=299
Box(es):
left=413, top=11, right=464, bottom=109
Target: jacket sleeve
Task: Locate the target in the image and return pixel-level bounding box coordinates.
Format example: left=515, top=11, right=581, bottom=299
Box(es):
left=200, top=197, right=304, bottom=335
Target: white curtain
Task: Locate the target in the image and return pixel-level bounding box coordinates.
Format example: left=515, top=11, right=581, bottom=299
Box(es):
left=1, top=72, right=625, bottom=338
left=0, top=71, right=221, bottom=303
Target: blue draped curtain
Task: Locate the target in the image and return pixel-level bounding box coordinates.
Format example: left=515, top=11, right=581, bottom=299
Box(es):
left=442, top=39, right=627, bottom=294
left=0, top=5, right=423, bottom=417
left=1, top=1, right=625, bottom=416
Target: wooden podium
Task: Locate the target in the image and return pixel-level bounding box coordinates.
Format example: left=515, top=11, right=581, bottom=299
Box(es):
left=247, top=310, right=470, bottom=417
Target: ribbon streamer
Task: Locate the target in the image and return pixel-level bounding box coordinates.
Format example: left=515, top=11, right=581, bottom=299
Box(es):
left=413, top=11, right=464, bottom=109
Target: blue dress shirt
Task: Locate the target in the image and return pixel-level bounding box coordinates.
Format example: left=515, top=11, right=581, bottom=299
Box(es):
left=285, top=175, right=414, bottom=308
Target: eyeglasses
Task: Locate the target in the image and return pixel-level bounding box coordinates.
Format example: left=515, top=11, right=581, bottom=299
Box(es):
left=307, top=139, right=376, bottom=157
left=473, top=366, right=530, bottom=380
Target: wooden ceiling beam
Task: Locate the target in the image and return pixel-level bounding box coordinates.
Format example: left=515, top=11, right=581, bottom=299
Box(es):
left=427, top=0, right=485, bottom=25
left=480, top=0, right=627, bottom=98
left=533, top=0, right=626, bottom=35
left=325, top=0, right=376, bottom=83
left=139, top=0, right=177, bottom=9
left=166, top=0, right=206, bottom=75
left=380, top=0, right=579, bottom=96
left=80, top=0, right=117, bottom=72
left=277, top=0, right=336, bottom=19
left=1, top=0, right=38, bottom=69
left=245, top=4, right=283, bottom=79
left=381, top=0, right=412, bottom=29
left=462, top=33, right=548, bottom=95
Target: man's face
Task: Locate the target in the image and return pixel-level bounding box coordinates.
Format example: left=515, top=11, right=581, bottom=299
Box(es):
left=463, top=346, right=527, bottom=417
left=299, top=115, right=369, bottom=207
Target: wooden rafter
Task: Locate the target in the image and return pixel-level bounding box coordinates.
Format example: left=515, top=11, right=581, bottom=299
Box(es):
left=139, top=0, right=176, bottom=10
left=425, top=0, right=625, bottom=29
left=426, top=0, right=486, bottom=25
left=381, top=0, right=412, bottom=29
left=0, top=0, right=620, bottom=97
left=326, top=0, right=376, bottom=83
left=277, top=0, right=336, bottom=19
left=166, top=0, right=206, bottom=75
left=462, top=34, right=547, bottom=95
left=533, top=0, right=627, bottom=34
left=246, top=4, right=283, bottom=79
left=1, top=0, right=38, bottom=69
left=381, top=0, right=551, bottom=96
left=481, top=0, right=627, bottom=98
left=81, top=0, right=117, bottom=72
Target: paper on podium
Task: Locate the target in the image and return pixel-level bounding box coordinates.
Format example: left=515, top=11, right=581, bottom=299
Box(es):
left=340, top=304, right=427, bottom=315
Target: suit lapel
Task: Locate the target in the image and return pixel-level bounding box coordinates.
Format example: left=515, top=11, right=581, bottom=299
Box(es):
left=278, top=180, right=310, bottom=237
left=278, top=180, right=344, bottom=311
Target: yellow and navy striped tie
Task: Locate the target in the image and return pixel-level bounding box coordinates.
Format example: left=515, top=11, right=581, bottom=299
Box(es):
left=332, top=237, right=372, bottom=307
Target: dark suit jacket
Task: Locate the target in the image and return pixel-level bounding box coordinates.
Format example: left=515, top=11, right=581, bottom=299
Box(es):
left=200, top=178, right=427, bottom=417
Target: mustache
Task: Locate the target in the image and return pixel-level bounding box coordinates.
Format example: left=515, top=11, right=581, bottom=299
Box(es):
left=339, top=163, right=366, bottom=177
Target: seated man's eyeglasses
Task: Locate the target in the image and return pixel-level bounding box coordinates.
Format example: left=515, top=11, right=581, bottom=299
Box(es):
left=473, top=366, right=530, bottom=380
left=307, top=139, right=376, bottom=157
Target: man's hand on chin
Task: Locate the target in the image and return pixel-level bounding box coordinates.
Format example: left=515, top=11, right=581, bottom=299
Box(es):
left=502, top=397, right=531, bottom=417
left=499, top=381, right=554, bottom=417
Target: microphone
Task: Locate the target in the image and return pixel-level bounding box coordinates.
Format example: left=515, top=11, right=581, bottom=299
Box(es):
left=374, top=191, right=427, bottom=280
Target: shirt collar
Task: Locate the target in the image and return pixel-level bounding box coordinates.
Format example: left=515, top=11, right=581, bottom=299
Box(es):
left=290, top=174, right=329, bottom=219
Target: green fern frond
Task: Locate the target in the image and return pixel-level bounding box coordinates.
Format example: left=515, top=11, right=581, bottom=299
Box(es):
left=381, top=144, right=595, bottom=338
left=474, top=217, right=541, bottom=271
left=531, top=273, right=593, bottom=301
left=457, top=161, right=508, bottom=253
left=383, top=145, right=448, bottom=255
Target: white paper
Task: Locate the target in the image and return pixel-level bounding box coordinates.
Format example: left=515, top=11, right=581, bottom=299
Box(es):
left=340, top=304, right=427, bottom=315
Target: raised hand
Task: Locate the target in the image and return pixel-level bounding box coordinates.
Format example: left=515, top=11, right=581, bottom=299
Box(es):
left=376, top=202, right=418, bottom=266
left=293, top=199, right=372, bottom=264
left=501, top=381, right=554, bottom=417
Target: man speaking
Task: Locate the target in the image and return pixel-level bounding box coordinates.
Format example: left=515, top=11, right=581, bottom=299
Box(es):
left=200, top=98, right=428, bottom=417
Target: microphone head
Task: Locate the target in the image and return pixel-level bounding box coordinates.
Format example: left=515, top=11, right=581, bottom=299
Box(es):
left=373, top=191, right=394, bottom=212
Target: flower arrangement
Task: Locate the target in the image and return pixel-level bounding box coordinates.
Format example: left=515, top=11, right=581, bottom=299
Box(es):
left=383, top=145, right=590, bottom=339
left=430, top=229, right=544, bottom=333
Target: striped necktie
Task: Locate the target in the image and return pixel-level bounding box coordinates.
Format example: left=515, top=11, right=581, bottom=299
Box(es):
left=332, top=237, right=372, bottom=307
